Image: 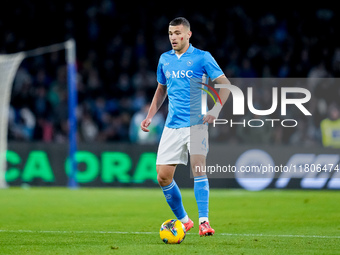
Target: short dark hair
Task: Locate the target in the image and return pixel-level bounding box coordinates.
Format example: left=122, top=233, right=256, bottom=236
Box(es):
left=169, top=17, right=190, bottom=29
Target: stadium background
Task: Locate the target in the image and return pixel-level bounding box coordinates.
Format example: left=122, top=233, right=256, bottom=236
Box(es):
left=1, top=1, right=340, bottom=189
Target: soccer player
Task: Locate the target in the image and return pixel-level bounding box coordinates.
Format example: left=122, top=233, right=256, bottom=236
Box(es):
left=141, top=17, right=231, bottom=236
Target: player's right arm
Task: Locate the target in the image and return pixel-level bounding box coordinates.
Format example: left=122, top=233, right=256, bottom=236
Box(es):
left=141, top=83, right=167, bottom=132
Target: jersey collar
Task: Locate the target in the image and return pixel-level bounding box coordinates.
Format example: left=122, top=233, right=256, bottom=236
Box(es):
left=170, top=44, right=194, bottom=55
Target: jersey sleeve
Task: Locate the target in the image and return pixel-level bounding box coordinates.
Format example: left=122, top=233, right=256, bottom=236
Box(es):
left=156, top=56, right=167, bottom=85
left=203, top=52, right=224, bottom=80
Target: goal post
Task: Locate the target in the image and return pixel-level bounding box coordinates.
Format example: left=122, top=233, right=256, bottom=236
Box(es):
left=66, top=39, right=78, bottom=189
left=0, top=39, right=78, bottom=188
left=0, top=52, right=25, bottom=188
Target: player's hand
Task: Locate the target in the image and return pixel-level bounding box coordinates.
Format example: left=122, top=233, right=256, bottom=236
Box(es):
left=141, top=118, right=152, bottom=132
left=203, top=114, right=216, bottom=124
left=203, top=103, right=222, bottom=124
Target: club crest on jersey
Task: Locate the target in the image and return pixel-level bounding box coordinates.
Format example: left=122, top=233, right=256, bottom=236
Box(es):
left=166, top=70, right=193, bottom=79
left=187, top=60, right=193, bottom=66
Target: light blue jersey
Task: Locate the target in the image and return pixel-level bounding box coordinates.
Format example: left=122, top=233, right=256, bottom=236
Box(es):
left=157, top=44, right=224, bottom=128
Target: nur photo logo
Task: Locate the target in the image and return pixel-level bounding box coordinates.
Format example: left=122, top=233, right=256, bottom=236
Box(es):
left=198, top=78, right=313, bottom=128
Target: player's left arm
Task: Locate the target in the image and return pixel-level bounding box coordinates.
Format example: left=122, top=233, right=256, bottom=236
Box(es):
left=203, top=74, right=231, bottom=124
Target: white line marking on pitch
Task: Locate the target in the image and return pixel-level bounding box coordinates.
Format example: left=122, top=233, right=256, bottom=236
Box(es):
left=0, top=229, right=339, bottom=239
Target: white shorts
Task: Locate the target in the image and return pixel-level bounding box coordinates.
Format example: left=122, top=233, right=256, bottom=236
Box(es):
left=156, top=124, right=208, bottom=165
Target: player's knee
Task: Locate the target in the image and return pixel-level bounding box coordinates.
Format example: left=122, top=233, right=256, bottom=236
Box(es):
left=157, top=174, right=172, bottom=186
left=157, top=172, right=172, bottom=187
left=191, top=161, right=205, bottom=176
left=156, top=165, right=176, bottom=186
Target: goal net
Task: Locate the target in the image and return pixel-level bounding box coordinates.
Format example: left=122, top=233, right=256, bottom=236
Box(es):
left=0, top=40, right=78, bottom=188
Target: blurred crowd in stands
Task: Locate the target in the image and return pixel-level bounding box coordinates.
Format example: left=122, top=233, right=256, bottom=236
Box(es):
left=2, top=1, right=340, bottom=147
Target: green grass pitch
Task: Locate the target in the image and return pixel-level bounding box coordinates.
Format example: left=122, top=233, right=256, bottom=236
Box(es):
left=0, top=187, right=339, bottom=254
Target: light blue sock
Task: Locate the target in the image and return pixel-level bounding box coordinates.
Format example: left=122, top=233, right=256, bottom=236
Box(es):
left=194, top=175, right=209, bottom=219
left=161, top=180, right=187, bottom=221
